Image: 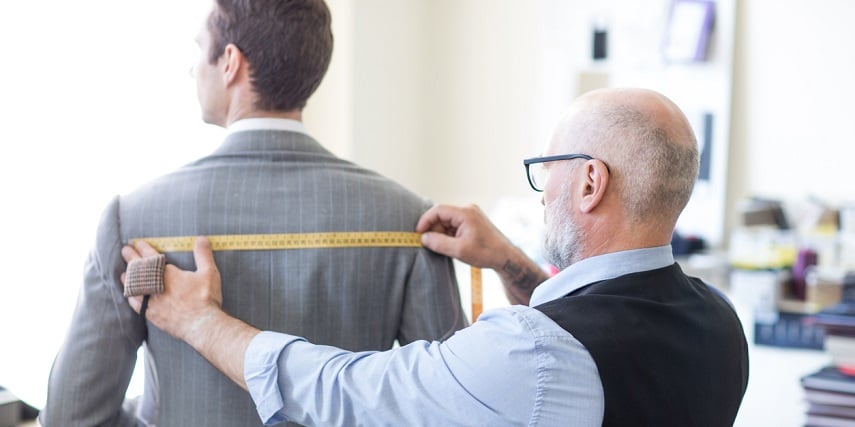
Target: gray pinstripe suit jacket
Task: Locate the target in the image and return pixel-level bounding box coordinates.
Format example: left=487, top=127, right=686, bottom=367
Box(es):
left=42, top=130, right=467, bottom=426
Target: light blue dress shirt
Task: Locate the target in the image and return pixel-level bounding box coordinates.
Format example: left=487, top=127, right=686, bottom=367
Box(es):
left=244, top=246, right=676, bottom=426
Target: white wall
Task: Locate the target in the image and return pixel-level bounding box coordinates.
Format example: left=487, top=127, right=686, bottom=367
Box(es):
left=307, top=0, right=543, bottom=208
left=0, top=1, right=218, bottom=407
left=303, top=0, right=355, bottom=159
left=420, top=1, right=543, bottom=207
left=727, top=0, right=855, bottom=233
left=350, top=0, right=431, bottom=196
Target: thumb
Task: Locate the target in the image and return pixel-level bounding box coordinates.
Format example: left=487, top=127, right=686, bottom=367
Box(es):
left=128, top=295, right=143, bottom=314
left=193, top=237, right=217, bottom=272
left=421, top=231, right=459, bottom=259
left=134, top=239, right=162, bottom=257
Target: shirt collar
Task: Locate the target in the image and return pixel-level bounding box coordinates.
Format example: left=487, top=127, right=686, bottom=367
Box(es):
left=226, top=118, right=308, bottom=137
left=529, top=245, right=675, bottom=306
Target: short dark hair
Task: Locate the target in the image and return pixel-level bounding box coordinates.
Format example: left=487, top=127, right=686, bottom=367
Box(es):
left=209, top=0, right=333, bottom=111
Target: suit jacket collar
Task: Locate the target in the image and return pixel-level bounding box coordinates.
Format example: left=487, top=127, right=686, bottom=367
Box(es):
left=212, top=128, right=333, bottom=158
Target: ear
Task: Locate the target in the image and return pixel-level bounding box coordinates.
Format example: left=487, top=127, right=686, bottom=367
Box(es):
left=578, top=160, right=609, bottom=213
left=221, top=43, right=245, bottom=86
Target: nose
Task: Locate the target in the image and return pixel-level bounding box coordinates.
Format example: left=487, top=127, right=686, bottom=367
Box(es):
left=188, top=65, right=195, bottom=79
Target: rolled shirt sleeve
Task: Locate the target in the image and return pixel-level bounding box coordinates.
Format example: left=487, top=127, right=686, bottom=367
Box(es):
left=245, top=331, right=304, bottom=424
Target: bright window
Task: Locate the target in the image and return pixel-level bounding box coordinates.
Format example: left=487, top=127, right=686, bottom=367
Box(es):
left=0, top=1, right=220, bottom=408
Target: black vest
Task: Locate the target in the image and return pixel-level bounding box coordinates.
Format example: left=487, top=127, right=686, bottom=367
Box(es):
left=535, top=263, right=748, bottom=427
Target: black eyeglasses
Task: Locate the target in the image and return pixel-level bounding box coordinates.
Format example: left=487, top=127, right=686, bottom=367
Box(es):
left=523, top=153, right=603, bottom=192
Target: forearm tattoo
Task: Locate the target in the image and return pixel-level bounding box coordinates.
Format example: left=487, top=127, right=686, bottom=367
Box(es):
left=501, top=260, right=541, bottom=292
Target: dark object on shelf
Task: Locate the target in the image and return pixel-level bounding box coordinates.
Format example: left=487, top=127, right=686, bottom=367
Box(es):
left=808, top=401, right=855, bottom=419
left=0, top=386, right=37, bottom=427
left=671, top=231, right=706, bottom=256
left=740, top=197, right=790, bottom=229
left=803, top=366, right=855, bottom=395
left=792, top=248, right=818, bottom=301
left=812, top=299, right=855, bottom=334
left=0, top=386, right=21, bottom=427
left=754, top=310, right=825, bottom=350
left=804, top=387, right=855, bottom=407
left=842, top=272, right=855, bottom=303
left=593, top=27, right=608, bottom=60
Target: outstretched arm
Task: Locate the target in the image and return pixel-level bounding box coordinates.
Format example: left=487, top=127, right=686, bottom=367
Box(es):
left=43, top=198, right=144, bottom=426
left=122, top=238, right=258, bottom=390
left=416, top=204, right=548, bottom=306
left=119, top=235, right=545, bottom=426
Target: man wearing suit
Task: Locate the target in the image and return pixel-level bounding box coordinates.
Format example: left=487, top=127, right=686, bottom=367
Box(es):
left=41, top=1, right=466, bottom=425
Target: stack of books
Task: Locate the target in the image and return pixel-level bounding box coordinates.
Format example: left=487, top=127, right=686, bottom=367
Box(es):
left=802, top=302, right=855, bottom=426
left=813, top=302, right=855, bottom=370
left=802, top=367, right=855, bottom=426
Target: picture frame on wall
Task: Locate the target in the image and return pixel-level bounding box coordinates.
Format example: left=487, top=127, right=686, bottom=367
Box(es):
left=663, top=0, right=716, bottom=62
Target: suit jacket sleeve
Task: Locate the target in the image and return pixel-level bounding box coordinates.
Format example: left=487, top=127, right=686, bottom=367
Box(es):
left=41, top=196, right=145, bottom=427
left=396, top=248, right=467, bottom=345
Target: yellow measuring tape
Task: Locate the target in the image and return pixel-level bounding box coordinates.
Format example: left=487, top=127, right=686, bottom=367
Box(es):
left=132, top=231, right=422, bottom=252
left=470, top=266, right=482, bottom=323
left=131, top=231, right=483, bottom=322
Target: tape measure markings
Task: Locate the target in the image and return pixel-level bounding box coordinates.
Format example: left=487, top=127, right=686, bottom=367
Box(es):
left=131, top=231, right=486, bottom=323
left=131, top=231, right=422, bottom=253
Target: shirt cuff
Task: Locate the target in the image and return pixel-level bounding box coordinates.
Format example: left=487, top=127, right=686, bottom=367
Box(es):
left=244, top=330, right=305, bottom=425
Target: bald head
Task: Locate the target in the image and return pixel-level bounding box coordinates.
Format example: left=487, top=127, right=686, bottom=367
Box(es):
left=551, top=88, right=699, bottom=228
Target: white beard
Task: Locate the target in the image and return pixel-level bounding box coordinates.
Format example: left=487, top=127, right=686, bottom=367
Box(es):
left=544, top=187, right=583, bottom=271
